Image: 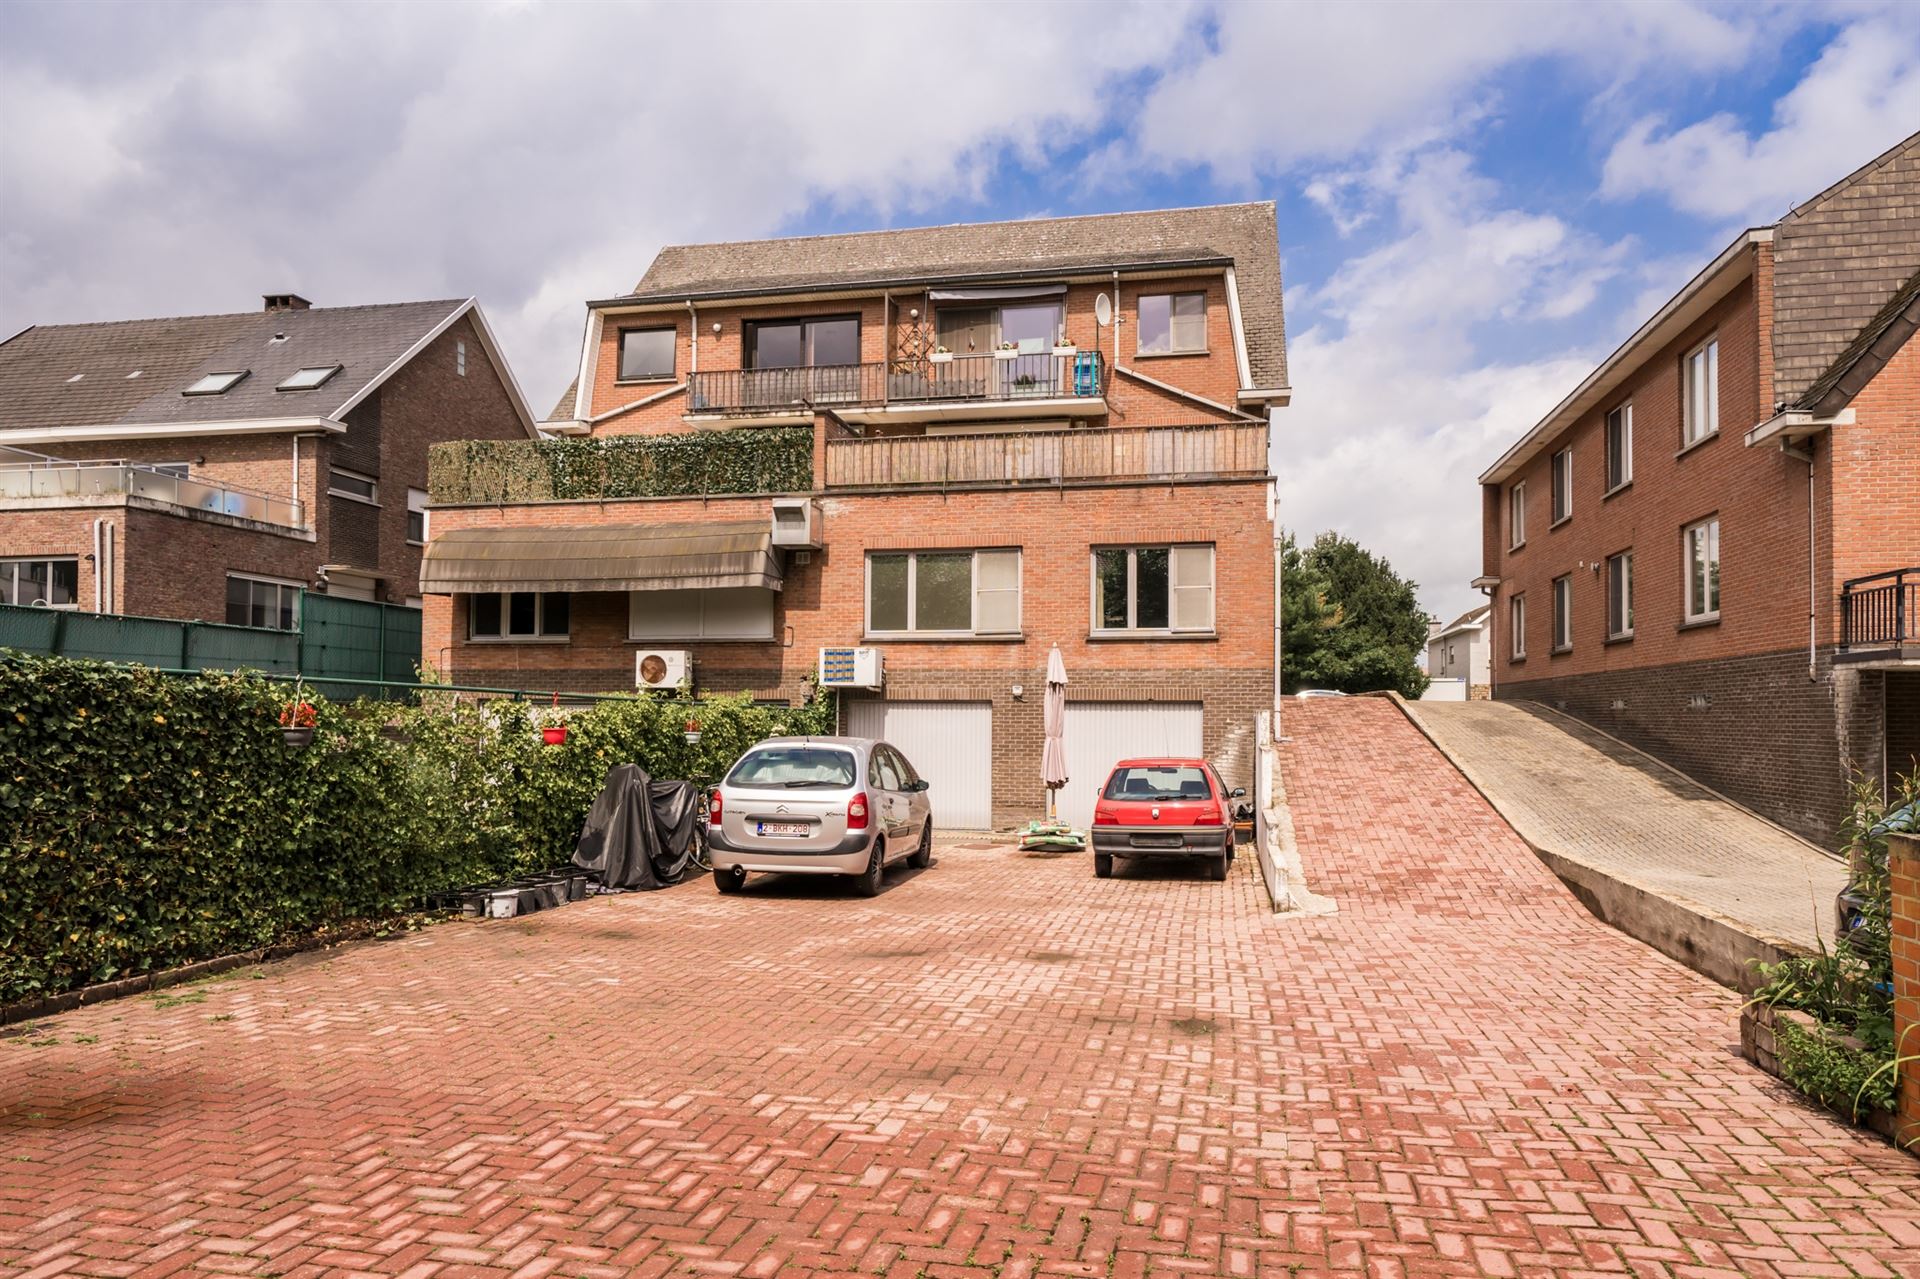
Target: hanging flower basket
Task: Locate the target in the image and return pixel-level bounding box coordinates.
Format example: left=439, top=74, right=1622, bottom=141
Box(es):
left=279, top=699, right=317, bottom=749
left=540, top=691, right=568, bottom=746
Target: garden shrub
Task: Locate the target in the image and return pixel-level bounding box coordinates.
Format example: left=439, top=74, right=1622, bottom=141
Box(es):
left=0, top=653, right=833, bottom=1004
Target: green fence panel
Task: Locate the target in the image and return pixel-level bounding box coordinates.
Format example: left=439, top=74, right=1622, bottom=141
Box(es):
left=0, top=603, right=63, bottom=655
left=383, top=606, right=422, bottom=685
left=185, top=621, right=300, bottom=674
left=300, top=594, right=422, bottom=701
left=58, top=612, right=186, bottom=669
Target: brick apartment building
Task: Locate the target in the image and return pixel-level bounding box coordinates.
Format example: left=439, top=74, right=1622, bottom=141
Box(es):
left=1477, top=132, right=1919, bottom=844
left=0, top=296, right=536, bottom=627
left=421, top=204, right=1289, bottom=829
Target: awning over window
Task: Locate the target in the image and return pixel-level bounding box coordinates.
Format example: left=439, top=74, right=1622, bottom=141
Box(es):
left=420, top=522, right=781, bottom=595
left=926, top=284, right=1067, bottom=303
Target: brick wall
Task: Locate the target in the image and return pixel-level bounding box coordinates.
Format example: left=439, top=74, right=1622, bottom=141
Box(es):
left=1890, top=831, right=1920, bottom=1151
left=1891, top=672, right=1920, bottom=784
left=121, top=505, right=319, bottom=622
left=0, top=507, right=121, bottom=610
left=1829, top=322, right=1920, bottom=599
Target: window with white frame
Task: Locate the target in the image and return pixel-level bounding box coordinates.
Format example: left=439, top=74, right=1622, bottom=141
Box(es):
left=328, top=466, right=378, bottom=503
left=866, top=549, right=1020, bottom=636
left=1509, top=481, right=1526, bottom=548
left=1551, top=447, right=1572, bottom=524
left=1607, top=550, right=1633, bottom=638
left=406, top=488, right=429, bottom=545
left=470, top=591, right=570, bottom=640
left=1136, top=293, right=1207, bottom=355
left=1552, top=575, right=1572, bottom=651
left=1605, top=403, right=1633, bottom=491
left=225, top=574, right=300, bottom=631
left=1682, top=336, right=1718, bottom=445
left=1092, top=544, right=1214, bottom=634
left=455, top=339, right=467, bottom=377
left=1684, top=517, right=1720, bottom=622
left=629, top=587, right=776, bottom=641
left=1, top=557, right=79, bottom=608
left=1509, top=594, right=1526, bottom=658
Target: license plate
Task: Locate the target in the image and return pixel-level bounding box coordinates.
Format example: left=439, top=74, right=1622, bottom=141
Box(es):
left=757, top=821, right=809, bottom=837
left=1131, top=833, right=1183, bottom=849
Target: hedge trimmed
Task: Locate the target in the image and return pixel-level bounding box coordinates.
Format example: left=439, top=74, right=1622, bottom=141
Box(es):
left=0, top=654, right=833, bottom=1004
left=427, top=430, right=814, bottom=505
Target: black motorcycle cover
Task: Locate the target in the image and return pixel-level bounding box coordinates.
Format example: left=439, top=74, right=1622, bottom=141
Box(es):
left=572, top=763, right=699, bottom=890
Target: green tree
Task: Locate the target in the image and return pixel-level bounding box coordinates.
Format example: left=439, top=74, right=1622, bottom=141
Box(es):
left=1281, top=531, right=1431, bottom=698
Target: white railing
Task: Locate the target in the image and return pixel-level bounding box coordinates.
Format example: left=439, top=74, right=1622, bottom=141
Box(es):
left=0, top=460, right=305, bottom=528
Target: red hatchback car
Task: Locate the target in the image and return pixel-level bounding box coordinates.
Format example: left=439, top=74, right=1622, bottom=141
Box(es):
left=1090, top=757, right=1244, bottom=881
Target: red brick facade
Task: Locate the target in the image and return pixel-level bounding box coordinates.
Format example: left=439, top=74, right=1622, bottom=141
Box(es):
left=1891, top=832, right=1920, bottom=1150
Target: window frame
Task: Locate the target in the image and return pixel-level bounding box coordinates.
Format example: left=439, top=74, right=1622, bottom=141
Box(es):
left=1509, top=594, right=1527, bottom=659
left=1089, top=543, right=1216, bottom=637
left=1681, top=335, right=1719, bottom=448
left=1, top=556, right=81, bottom=609
left=616, top=326, right=677, bottom=383
left=327, top=466, right=379, bottom=505
left=1607, top=550, right=1634, bottom=640
left=863, top=548, right=1022, bottom=638
left=1551, top=575, right=1573, bottom=653
left=744, top=314, right=863, bottom=369
left=1683, top=516, right=1721, bottom=623
left=275, top=364, right=342, bottom=392
left=1509, top=481, right=1527, bottom=549
left=182, top=370, right=249, bottom=396
left=1135, top=291, right=1208, bottom=356
left=225, top=572, right=302, bottom=632
left=468, top=590, right=571, bottom=643
left=456, top=339, right=467, bottom=377
left=405, top=488, right=429, bottom=546
left=1604, top=402, right=1633, bottom=493
left=1550, top=446, right=1573, bottom=526
left=627, top=586, right=778, bottom=643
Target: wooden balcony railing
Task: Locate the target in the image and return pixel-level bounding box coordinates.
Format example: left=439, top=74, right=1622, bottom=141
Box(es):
left=1841, top=568, right=1919, bottom=649
left=823, top=422, right=1269, bottom=490
left=688, top=351, right=1105, bottom=416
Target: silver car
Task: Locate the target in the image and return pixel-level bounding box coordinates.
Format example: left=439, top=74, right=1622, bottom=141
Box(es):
left=707, top=736, right=933, bottom=896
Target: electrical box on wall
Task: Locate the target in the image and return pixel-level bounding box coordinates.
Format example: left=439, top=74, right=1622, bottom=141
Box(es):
left=818, top=646, right=882, bottom=689
left=771, top=497, right=821, bottom=549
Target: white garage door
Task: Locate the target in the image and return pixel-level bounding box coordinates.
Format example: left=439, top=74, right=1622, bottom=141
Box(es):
left=1057, top=702, right=1204, bottom=830
left=845, top=700, right=994, bottom=830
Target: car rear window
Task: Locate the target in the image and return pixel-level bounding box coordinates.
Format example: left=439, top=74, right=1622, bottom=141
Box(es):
left=1103, top=765, right=1211, bottom=801
left=728, top=747, right=857, bottom=788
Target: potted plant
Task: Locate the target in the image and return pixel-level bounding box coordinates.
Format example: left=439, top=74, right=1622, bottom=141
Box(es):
left=929, top=345, right=953, bottom=364
left=541, top=691, right=569, bottom=746
left=1053, top=326, right=1076, bottom=357
left=279, top=696, right=317, bottom=749
left=994, top=341, right=1020, bottom=360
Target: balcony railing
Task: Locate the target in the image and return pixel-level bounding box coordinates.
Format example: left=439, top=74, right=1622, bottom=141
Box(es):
left=0, top=460, right=306, bottom=528
left=688, top=350, right=1105, bottom=416
left=1841, top=568, right=1919, bottom=649
left=824, top=422, right=1269, bottom=490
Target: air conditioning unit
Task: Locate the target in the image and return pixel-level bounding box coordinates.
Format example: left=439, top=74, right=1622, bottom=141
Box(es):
left=818, top=646, right=882, bottom=690
left=771, top=497, right=820, bottom=549
left=635, top=649, right=692, bottom=690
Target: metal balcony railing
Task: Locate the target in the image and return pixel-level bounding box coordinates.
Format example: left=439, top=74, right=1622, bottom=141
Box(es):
left=1841, top=568, right=1918, bottom=649
left=0, top=459, right=306, bottom=528
left=687, top=350, right=1105, bottom=416
left=823, top=421, right=1269, bottom=490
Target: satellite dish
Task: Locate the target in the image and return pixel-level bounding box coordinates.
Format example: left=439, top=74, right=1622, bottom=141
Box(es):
left=1094, top=293, right=1112, bottom=326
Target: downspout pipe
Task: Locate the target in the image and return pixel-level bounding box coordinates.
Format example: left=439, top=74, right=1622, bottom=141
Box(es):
left=1781, top=438, right=1816, bottom=680
left=1112, top=269, right=1121, bottom=365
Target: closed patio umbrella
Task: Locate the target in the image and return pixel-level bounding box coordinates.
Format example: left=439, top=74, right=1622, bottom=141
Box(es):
left=1042, top=644, right=1069, bottom=816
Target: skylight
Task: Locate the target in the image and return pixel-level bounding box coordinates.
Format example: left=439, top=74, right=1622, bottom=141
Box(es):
left=183, top=370, right=249, bottom=396
left=276, top=364, right=342, bottom=392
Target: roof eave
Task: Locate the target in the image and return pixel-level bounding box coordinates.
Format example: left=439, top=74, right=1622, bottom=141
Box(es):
left=0, top=416, right=348, bottom=445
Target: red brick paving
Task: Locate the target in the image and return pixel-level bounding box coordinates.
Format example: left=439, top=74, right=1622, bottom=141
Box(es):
left=2, top=698, right=1916, bottom=1277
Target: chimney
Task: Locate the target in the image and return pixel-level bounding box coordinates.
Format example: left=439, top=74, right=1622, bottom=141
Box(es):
left=263, top=293, right=312, bottom=312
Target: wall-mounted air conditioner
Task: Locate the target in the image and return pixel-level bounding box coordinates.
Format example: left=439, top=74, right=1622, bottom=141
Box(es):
left=771, top=497, right=821, bottom=549
left=818, top=646, right=882, bottom=690
left=635, top=649, right=691, bottom=690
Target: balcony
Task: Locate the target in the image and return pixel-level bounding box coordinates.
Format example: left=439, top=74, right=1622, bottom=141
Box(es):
left=1839, top=568, right=1919, bottom=662
left=687, top=351, right=1106, bottom=425
left=0, top=458, right=306, bottom=528
left=824, top=422, right=1269, bottom=490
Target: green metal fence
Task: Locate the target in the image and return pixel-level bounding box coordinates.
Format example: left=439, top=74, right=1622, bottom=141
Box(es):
left=0, top=593, right=421, bottom=699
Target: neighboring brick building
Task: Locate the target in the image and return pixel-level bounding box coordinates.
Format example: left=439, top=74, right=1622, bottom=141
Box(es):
left=0, top=296, right=536, bottom=627
left=423, top=204, right=1290, bottom=829
left=1477, top=132, right=1920, bottom=844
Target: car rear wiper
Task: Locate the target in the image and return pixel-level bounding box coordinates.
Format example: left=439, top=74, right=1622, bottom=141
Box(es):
left=781, top=779, right=844, bottom=788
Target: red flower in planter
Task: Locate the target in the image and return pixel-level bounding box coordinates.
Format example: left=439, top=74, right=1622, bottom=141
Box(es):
left=279, top=701, right=318, bottom=729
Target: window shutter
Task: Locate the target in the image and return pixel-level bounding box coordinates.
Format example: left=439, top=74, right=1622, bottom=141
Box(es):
left=1170, top=545, right=1214, bottom=631
left=973, top=550, right=1021, bottom=634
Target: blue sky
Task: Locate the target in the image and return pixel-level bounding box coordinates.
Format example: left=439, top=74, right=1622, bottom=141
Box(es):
left=3, top=0, right=1917, bottom=619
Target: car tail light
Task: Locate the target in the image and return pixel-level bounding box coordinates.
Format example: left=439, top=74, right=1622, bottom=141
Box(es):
left=1093, top=804, right=1118, bottom=826
left=847, top=792, right=870, bottom=830
left=708, top=789, right=723, bottom=824
left=1193, top=803, right=1223, bottom=826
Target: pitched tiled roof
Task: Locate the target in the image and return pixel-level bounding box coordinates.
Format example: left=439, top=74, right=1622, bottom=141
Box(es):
left=545, top=377, right=580, bottom=423
left=1433, top=604, right=1490, bottom=638
left=624, top=204, right=1289, bottom=389
left=0, top=299, right=469, bottom=435
left=1795, top=265, right=1920, bottom=415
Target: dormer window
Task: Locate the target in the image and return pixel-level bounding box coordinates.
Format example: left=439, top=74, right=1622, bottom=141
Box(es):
left=277, top=364, right=342, bottom=392
left=183, top=370, right=249, bottom=396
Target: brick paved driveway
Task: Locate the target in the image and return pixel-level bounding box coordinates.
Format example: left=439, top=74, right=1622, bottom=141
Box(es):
left=3, top=699, right=1917, bottom=1278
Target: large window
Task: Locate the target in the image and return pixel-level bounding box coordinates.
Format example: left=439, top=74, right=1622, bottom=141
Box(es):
left=1137, top=293, right=1206, bottom=355
left=1552, top=575, right=1572, bottom=652
left=1684, top=517, right=1721, bottom=622
left=2, top=557, right=79, bottom=608
left=1092, top=544, right=1214, bottom=634
left=866, top=549, right=1020, bottom=636
left=629, top=587, right=776, bottom=641
left=226, top=574, right=300, bottom=631
left=1550, top=447, right=1572, bottom=524
left=935, top=304, right=1063, bottom=357
left=328, top=466, right=377, bottom=503
left=1608, top=550, right=1634, bottom=639
left=1605, top=403, right=1633, bottom=491
left=470, top=591, right=570, bottom=641
left=746, top=316, right=859, bottom=369
left=1509, top=594, right=1526, bottom=658
left=1683, top=336, right=1718, bottom=445
left=618, top=327, right=676, bottom=381
left=1509, top=482, right=1526, bottom=549
left=406, top=488, right=429, bottom=545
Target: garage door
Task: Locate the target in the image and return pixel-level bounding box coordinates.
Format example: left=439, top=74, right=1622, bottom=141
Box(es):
left=1057, top=702, right=1204, bottom=830
left=845, top=700, right=994, bottom=830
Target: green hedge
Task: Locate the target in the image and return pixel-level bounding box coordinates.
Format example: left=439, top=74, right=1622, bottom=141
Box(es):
left=0, top=654, right=832, bottom=1004
left=428, top=430, right=814, bottom=505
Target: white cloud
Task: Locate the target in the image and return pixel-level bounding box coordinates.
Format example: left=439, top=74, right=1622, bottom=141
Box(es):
left=1601, top=15, right=1920, bottom=221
